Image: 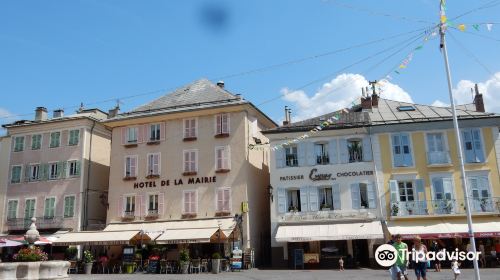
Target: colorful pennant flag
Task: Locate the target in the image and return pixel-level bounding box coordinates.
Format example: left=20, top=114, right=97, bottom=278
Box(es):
left=486, top=23, right=493, bottom=31
left=458, top=24, right=466, bottom=32
left=472, top=24, right=480, bottom=31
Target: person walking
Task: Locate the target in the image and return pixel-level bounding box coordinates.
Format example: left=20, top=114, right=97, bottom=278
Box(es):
left=339, top=256, right=344, bottom=271
left=451, top=258, right=461, bottom=280
left=391, top=234, right=409, bottom=280
left=412, top=236, right=428, bottom=280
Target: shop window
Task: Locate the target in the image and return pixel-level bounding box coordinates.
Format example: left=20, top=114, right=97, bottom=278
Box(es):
left=287, top=189, right=301, bottom=212
left=315, top=143, right=329, bottom=165
left=347, top=139, right=363, bottom=162
left=285, top=146, right=298, bottom=167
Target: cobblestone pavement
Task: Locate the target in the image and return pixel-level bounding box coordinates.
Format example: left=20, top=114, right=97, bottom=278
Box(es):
left=71, top=268, right=500, bottom=280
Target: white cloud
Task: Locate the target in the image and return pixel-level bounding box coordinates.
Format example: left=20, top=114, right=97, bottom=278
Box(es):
left=432, top=72, right=500, bottom=112
left=281, top=73, right=413, bottom=121
left=431, top=100, right=449, bottom=107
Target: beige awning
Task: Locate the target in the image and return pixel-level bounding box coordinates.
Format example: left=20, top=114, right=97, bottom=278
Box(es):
left=388, top=219, right=500, bottom=239
left=275, top=221, right=384, bottom=242
left=155, top=228, right=225, bottom=244
left=53, top=230, right=151, bottom=246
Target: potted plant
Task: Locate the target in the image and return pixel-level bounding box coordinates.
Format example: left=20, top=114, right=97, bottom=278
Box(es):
left=179, top=249, right=190, bottom=274
left=64, top=247, right=78, bottom=260
left=288, top=205, right=298, bottom=212
left=211, top=252, right=222, bottom=274
left=391, top=203, right=399, bottom=216
left=83, top=250, right=94, bottom=274
left=13, top=246, right=48, bottom=262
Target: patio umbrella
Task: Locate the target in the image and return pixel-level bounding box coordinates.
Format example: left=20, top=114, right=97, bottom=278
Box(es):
left=0, top=238, right=23, bottom=247
left=8, top=236, right=52, bottom=245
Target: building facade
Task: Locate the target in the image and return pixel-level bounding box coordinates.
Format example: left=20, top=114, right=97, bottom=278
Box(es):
left=264, top=110, right=385, bottom=268
left=101, top=79, right=276, bottom=266
left=1, top=107, right=111, bottom=236
left=0, top=136, right=11, bottom=234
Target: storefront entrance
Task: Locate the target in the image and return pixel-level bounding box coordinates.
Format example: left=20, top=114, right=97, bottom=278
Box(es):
left=352, top=239, right=369, bottom=267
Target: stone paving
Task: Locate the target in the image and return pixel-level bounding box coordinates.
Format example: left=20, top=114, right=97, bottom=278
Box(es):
left=70, top=268, right=500, bottom=280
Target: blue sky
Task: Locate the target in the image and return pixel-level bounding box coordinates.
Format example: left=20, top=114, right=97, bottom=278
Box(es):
left=1, top=0, right=499, bottom=132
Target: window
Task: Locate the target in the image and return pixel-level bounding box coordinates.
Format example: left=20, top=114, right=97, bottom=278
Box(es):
left=216, top=188, right=231, bottom=212
left=7, top=200, right=18, bottom=220
left=431, top=177, right=455, bottom=214
left=285, top=146, right=298, bottom=167
left=68, top=160, right=80, bottom=177
left=49, top=162, right=59, bottom=180
left=147, top=153, right=160, bottom=176
left=125, top=156, right=138, bottom=178
left=14, top=136, right=24, bottom=152
left=319, top=187, right=333, bottom=209
left=347, top=139, right=363, bottom=162
left=468, top=175, right=492, bottom=212
left=68, top=129, right=80, bottom=146
left=183, top=118, right=197, bottom=139
left=398, top=181, right=414, bottom=202
left=397, top=106, right=415, bottom=111
left=351, top=183, right=375, bottom=209
left=126, top=127, right=138, bottom=143
left=287, top=189, right=301, bottom=212
left=426, top=132, right=449, bottom=164
left=150, top=124, right=161, bottom=141
left=148, top=194, right=159, bottom=211
left=315, top=143, right=329, bottom=165
left=64, top=196, right=75, bottom=218
left=11, top=165, right=22, bottom=183
left=24, top=199, right=36, bottom=220
left=183, top=150, right=197, bottom=173
left=183, top=190, right=197, bottom=214
left=49, top=132, right=61, bottom=148
left=30, top=164, right=40, bottom=181
left=124, top=196, right=136, bottom=216
left=392, top=133, right=413, bottom=167
left=44, top=197, right=56, bottom=219
left=215, top=146, right=230, bottom=170
left=31, top=134, right=42, bottom=150
left=462, top=129, right=485, bottom=163
left=215, top=113, right=229, bottom=135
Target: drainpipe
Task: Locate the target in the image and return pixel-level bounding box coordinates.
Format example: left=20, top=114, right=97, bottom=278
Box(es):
left=83, top=121, right=96, bottom=230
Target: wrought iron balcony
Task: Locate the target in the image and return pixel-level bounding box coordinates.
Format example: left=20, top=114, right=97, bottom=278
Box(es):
left=390, top=197, right=500, bottom=217
left=427, top=151, right=451, bottom=165
left=6, top=216, right=64, bottom=231
left=316, top=155, right=330, bottom=165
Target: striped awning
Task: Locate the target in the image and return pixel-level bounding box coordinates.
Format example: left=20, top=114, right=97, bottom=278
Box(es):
left=53, top=230, right=150, bottom=246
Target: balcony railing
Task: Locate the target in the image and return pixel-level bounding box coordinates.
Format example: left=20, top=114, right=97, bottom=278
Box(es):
left=427, top=151, right=451, bottom=165
left=6, top=216, right=64, bottom=231
left=147, top=209, right=158, bottom=216
left=285, top=156, right=298, bottom=167
left=391, top=197, right=500, bottom=217
left=316, top=155, right=330, bottom=165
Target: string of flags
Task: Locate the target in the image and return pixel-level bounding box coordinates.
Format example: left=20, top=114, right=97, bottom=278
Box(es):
left=440, top=0, right=495, bottom=32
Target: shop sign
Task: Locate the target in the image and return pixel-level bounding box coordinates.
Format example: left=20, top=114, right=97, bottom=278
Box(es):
left=133, top=176, right=217, bottom=189
left=163, top=239, right=207, bottom=244
left=291, top=237, right=311, bottom=241
left=309, top=168, right=374, bottom=181
left=304, top=253, right=319, bottom=264
left=279, top=175, right=304, bottom=181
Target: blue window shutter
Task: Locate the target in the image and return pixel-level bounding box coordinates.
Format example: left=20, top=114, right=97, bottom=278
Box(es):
left=461, top=130, right=474, bottom=163
left=367, top=183, right=376, bottom=209
left=299, top=187, right=309, bottom=212
left=339, top=139, right=348, bottom=164
left=309, top=187, right=319, bottom=211
left=297, top=142, right=306, bottom=166
left=328, top=139, right=338, bottom=164
left=277, top=188, right=286, bottom=214
left=275, top=149, right=285, bottom=169
left=306, top=142, right=316, bottom=166
left=351, top=183, right=360, bottom=209
left=362, top=136, right=373, bottom=162
left=392, top=134, right=403, bottom=167
left=415, top=178, right=427, bottom=214
left=401, top=133, right=413, bottom=166
left=333, top=184, right=341, bottom=210
left=389, top=180, right=399, bottom=203
left=472, top=128, right=485, bottom=163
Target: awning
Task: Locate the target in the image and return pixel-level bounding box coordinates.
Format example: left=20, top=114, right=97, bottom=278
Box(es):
left=275, top=221, right=384, bottom=242
left=52, top=230, right=151, bottom=246
left=387, top=219, right=500, bottom=239
left=154, top=218, right=236, bottom=244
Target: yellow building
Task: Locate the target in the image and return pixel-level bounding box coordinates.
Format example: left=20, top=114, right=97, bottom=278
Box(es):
left=365, top=92, right=500, bottom=251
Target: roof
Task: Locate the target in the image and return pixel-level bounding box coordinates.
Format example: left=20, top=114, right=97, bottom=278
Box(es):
left=2, top=108, right=108, bottom=129
left=105, top=79, right=278, bottom=126
left=263, top=97, right=499, bottom=134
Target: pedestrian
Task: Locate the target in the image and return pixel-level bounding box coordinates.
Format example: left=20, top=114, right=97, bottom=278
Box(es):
left=339, top=256, right=344, bottom=271
left=391, top=234, right=409, bottom=280
left=478, top=240, right=486, bottom=268
left=430, top=240, right=440, bottom=272
left=412, top=236, right=428, bottom=280
left=451, top=258, right=461, bottom=280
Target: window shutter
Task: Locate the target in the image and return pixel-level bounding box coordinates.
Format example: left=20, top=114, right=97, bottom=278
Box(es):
left=415, top=178, right=427, bottom=214
left=401, top=133, right=413, bottom=166
left=351, top=183, right=360, bottom=209
left=57, top=161, right=63, bottom=178
left=297, top=142, right=306, bottom=166
left=367, top=183, right=376, bottom=209
left=217, top=189, right=223, bottom=212
left=275, top=149, right=285, bottom=169
left=24, top=165, right=30, bottom=182
left=306, top=142, right=316, bottom=166
left=118, top=195, right=124, bottom=217
left=328, top=139, right=338, bottom=164
left=41, top=164, right=48, bottom=180
left=224, top=189, right=230, bottom=211
left=442, top=178, right=454, bottom=200
left=61, top=161, right=67, bottom=179
left=216, top=114, right=222, bottom=134
left=389, top=180, right=399, bottom=203
left=75, top=161, right=81, bottom=176
left=158, top=193, right=164, bottom=216
left=226, top=146, right=231, bottom=170
left=392, top=134, right=402, bottom=166
left=333, top=184, right=341, bottom=210
left=224, top=114, right=230, bottom=134
left=194, top=150, right=198, bottom=172
left=277, top=188, right=286, bottom=214
left=471, top=128, right=485, bottom=162
left=339, top=139, right=348, bottom=164
left=308, top=187, right=319, bottom=211
left=193, top=191, right=198, bottom=213
left=154, top=154, right=160, bottom=175
left=461, top=130, right=475, bottom=163
left=299, top=187, right=309, bottom=212
left=183, top=192, right=189, bottom=213
left=130, top=157, right=137, bottom=177
left=138, top=194, right=145, bottom=217
left=362, top=136, right=373, bottom=161
left=159, top=122, right=165, bottom=141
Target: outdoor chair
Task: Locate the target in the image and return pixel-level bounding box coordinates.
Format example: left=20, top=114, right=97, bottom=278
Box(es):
left=201, top=259, right=209, bottom=272
left=166, top=261, right=177, bottom=274
left=160, top=260, right=167, bottom=274
left=111, top=261, right=123, bottom=274
left=67, top=261, right=78, bottom=274
left=99, top=260, right=110, bottom=274
left=221, top=259, right=230, bottom=272
left=190, top=259, right=201, bottom=274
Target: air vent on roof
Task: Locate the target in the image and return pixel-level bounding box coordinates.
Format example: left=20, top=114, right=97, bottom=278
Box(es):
left=397, top=106, right=415, bottom=112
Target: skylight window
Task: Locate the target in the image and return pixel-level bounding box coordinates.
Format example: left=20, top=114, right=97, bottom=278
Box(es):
left=397, top=106, right=415, bottom=112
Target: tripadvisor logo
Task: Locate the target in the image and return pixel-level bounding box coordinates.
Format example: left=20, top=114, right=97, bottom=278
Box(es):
left=374, top=244, right=481, bottom=267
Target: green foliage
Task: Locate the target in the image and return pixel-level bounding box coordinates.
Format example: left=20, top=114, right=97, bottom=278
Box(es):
left=65, top=247, right=78, bottom=260
left=83, top=250, right=94, bottom=263
left=179, top=249, right=190, bottom=263
left=212, top=252, right=222, bottom=259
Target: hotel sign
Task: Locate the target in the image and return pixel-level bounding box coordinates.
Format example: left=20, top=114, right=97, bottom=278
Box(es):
left=133, top=176, right=217, bottom=189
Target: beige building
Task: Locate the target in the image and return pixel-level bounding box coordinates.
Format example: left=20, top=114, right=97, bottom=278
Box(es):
left=1, top=107, right=111, bottom=236
left=0, top=136, right=11, bottom=234
left=100, top=79, right=276, bottom=265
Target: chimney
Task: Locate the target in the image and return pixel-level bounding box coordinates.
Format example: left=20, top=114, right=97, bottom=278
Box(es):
left=108, top=106, right=120, bottom=119
left=53, top=109, right=64, bottom=118
left=35, top=107, right=48, bottom=121
left=216, top=81, right=225, bottom=89
left=361, top=88, right=372, bottom=110
left=235, top=94, right=242, bottom=100
left=282, top=106, right=289, bottom=126
left=473, top=83, right=485, bottom=112
left=369, top=80, right=379, bottom=108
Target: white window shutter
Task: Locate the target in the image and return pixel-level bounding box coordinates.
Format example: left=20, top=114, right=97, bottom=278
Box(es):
left=333, top=184, right=341, bottom=210
left=472, top=128, right=485, bottom=162
left=224, top=189, right=230, bottom=211
left=309, top=187, right=319, bottom=211
left=306, top=142, right=316, bottom=166
left=367, top=183, right=376, bottom=209
left=389, top=180, right=399, bottom=203
left=183, top=192, right=189, bottom=213
left=328, top=139, right=338, bottom=164
left=158, top=193, right=165, bottom=216
left=224, top=113, right=230, bottom=134
left=226, top=146, right=231, bottom=170
left=362, top=136, right=373, bottom=161
left=216, top=114, right=221, bottom=135
left=193, top=191, right=198, bottom=213
left=297, top=142, right=306, bottom=166
left=217, top=189, right=223, bottom=212
left=275, top=149, right=285, bottom=169
left=351, top=183, right=360, bottom=209
left=299, top=187, right=309, bottom=212
left=118, top=195, right=124, bottom=217
left=277, top=188, right=286, bottom=213
left=339, top=139, right=348, bottom=163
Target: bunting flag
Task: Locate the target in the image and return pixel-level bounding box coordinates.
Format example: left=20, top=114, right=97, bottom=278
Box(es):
left=472, top=24, right=480, bottom=31
left=487, top=23, right=493, bottom=31
left=458, top=24, right=466, bottom=32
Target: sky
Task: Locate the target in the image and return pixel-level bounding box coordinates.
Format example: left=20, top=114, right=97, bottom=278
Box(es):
left=1, top=0, right=500, bottom=134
